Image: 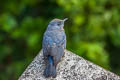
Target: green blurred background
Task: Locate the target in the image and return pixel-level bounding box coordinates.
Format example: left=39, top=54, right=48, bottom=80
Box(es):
left=0, top=0, right=120, bottom=79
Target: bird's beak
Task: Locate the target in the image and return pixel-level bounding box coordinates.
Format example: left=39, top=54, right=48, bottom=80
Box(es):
left=63, top=18, right=68, bottom=22
left=60, top=18, right=68, bottom=30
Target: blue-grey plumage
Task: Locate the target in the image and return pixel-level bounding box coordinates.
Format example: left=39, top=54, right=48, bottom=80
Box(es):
left=43, top=56, right=56, bottom=78
left=42, top=18, right=67, bottom=78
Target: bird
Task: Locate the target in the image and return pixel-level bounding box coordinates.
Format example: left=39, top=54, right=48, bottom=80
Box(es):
left=42, top=18, right=68, bottom=78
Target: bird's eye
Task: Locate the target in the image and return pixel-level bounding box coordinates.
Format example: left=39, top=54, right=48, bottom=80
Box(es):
left=57, top=22, right=61, bottom=26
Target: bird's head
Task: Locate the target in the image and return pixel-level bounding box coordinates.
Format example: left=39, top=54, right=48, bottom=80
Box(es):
left=47, top=18, right=68, bottom=30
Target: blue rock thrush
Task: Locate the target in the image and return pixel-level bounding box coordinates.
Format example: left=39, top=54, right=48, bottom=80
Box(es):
left=42, top=18, right=68, bottom=78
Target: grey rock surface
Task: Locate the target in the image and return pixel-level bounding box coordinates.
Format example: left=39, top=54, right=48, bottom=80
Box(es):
left=19, top=50, right=120, bottom=80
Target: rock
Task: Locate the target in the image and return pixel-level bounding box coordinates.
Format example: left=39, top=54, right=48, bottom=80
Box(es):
left=19, top=50, right=120, bottom=80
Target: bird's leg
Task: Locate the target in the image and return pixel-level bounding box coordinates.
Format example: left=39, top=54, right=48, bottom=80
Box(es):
left=63, top=51, right=65, bottom=58
left=43, top=55, right=48, bottom=65
left=60, top=51, right=65, bottom=62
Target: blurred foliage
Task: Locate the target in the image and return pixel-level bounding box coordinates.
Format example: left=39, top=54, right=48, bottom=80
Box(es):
left=0, top=0, right=120, bottom=79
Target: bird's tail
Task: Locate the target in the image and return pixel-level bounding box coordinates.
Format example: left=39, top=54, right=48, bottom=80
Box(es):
left=44, top=56, right=56, bottom=78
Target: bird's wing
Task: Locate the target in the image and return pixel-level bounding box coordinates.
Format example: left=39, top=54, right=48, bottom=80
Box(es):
left=42, top=32, right=53, bottom=54
left=42, top=30, right=66, bottom=65
left=42, top=30, right=66, bottom=56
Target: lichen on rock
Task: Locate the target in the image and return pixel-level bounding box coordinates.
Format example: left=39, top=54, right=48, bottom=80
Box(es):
left=19, top=50, right=120, bottom=80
